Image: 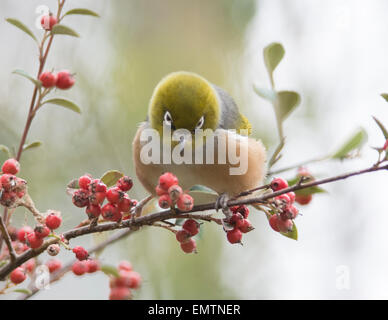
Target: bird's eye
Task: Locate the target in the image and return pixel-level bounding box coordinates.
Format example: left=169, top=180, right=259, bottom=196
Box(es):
left=195, top=116, right=205, bottom=129
left=164, top=111, right=173, bottom=126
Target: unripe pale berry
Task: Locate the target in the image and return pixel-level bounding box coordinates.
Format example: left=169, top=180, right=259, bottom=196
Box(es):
left=78, top=175, right=92, bottom=190
left=158, top=194, right=172, bottom=209
left=72, top=260, right=88, bottom=276
left=45, top=212, right=62, bottom=230
left=116, top=176, right=133, bottom=192
left=168, top=184, right=183, bottom=203
left=101, top=203, right=122, bottom=222
left=176, top=229, right=191, bottom=243
left=295, top=194, right=312, bottom=205
left=17, top=226, right=33, bottom=243
left=177, top=193, right=194, bottom=212
left=72, top=189, right=90, bottom=208
left=34, top=225, right=50, bottom=239
left=72, top=246, right=89, bottom=261
left=40, top=14, right=57, bottom=30
left=1, top=158, right=20, bottom=175
left=158, top=172, right=178, bottom=191
left=10, top=267, right=26, bottom=284
left=182, top=219, right=199, bottom=236
left=118, top=261, right=132, bottom=272
left=26, top=232, right=43, bottom=249
left=46, top=259, right=62, bottom=273
left=271, top=177, right=289, bottom=191
left=56, top=70, right=75, bottom=90
left=180, top=238, right=197, bottom=253
left=47, top=244, right=60, bottom=256
left=86, top=259, right=100, bottom=273
left=39, top=71, right=57, bottom=88
left=227, top=228, right=242, bottom=244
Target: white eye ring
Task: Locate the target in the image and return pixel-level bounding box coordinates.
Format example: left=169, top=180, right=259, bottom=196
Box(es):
left=195, top=116, right=204, bottom=129
left=164, top=111, right=173, bottom=126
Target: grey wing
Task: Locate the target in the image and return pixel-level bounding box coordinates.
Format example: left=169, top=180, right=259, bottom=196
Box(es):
left=212, top=84, right=242, bottom=130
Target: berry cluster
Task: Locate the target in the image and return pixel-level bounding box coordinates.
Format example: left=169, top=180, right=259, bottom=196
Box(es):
left=39, top=70, right=75, bottom=90
left=175, top=219, right=200, bottom=253
left=0, top=158, right=27, bottom=208
left=156, top=172, right=194, bottom=211
left=268, top=178, right=299, bottom=233
left=224, top=205, right=253, bottom=244
left=71, top=174, right=136, bottom=222
left=109, top=261, right=142, bottom=300
left=72, top=258, right=100, bottom=276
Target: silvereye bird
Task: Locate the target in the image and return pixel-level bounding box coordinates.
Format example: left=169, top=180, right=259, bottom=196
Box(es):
left=132, top=71, right=266, bottom=214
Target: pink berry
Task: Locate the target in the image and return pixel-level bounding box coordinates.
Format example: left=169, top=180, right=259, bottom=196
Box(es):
left=128, top=271, right=142, bottom=289
left=34, top=225, right=50, bottom=239
left=46, top=259, right=62, bottom=273
left=226, top=228, right=242, bottom=244
left=1, top=159, right=20, bottom=175
left=287, top=192, right=296, bottom=203
left=101, top=203, right=122, bottom=222
left=40, top=14, right=57, bottom=30
left=17, top=226, right=33, bottom=243
left=26, top=232, right=44, bottom=249
left=180, top=238, right=197, bottom=253
left=86, top=259, right=100, bottom=273
left=0, top=174, right=16, bottom=190
left=78, top=175, right=92, bottom=190
left=177, top=194, right=194, bottom=212
left=116, top=176, right=133, bottom=192
left=45, top=213, right=62, bottom=230
left=118, top=261, right=132, bottom=272
left=109, top=287, right=131, bottom=300
left=158, top=172, right=178, bottom=191
left=72, top=260, right=88, bottom=276
left=295, top=194, right=313, bottom=205
left=23, top=259, right=36, bottom=273
left=72, top=246, right=89, bottom=261
left=168, top=185, right=183, bottom=203
left=182, top=219, right=200, bottom=236
left=39, top=71, right=57, bottom=88
left=176, top=229, right=191, bottom=243
left=56, top=70, right=75, bottom=90
left=271, top=178, right=289, bottom=191
left=158, top=194, right=173, bottom=209
left=277, top=218, right=293, bottom=233
left=10, top=267, right=26, bottom=284
left=155, top=184, right=167, bottom=196
left=269, top=215, right=280, bottom=232
left=281, top=205, right=299, bottom=220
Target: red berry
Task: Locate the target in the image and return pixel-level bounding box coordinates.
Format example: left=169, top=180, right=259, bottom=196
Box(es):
left=72, top=260, right=88, bottom=276
left=45, top=212, right=62, bottom=230
left=277, top=218, right=293, bottom=233
left=72, top=246, right=89, bottom=261
left=177, top=193, right=194, bottom=212
left=155, top=184, right=167, bottom=196
left=281, top=205, right=299, bottom=220
left=295, top=194, right=313, bottom=205
left=287, top=192, right=296, bottom=203
left=226, top=228, right=242, bottom=244
left=275, top=194, right=291, bottom=205
left=40, top=14, right=57, bottom=30
left=72, top=189, right=90, bottom=208
left=116, top=176, right=133, bottom=192
left=180, top=238, right=197, bottom=253
left=0, top=191, right=17, bottom=207
left=106, top=187, right=124, bottom=204
left=23, top=259, right=36, bottom=273
left=85, top=204, right=101, bottom=219
left=56, top=70, right=75, bottom=90
left=1, top=159, right=20, bottom=175
left=168, top=184, right=183, bottom=203
left=26, top=232, right=44, bottom=249
left=17, top=226, right=33, bottom=243
left=0, top=174, right=16, bottom=190
left=34, top=225, right=50, bottom=239
left=101, top=203, right=122, bottom=222
left=78, top=175, right=92, bottom=190
left=109, top=287, right=131, bottom=300
left=229, top=213, right=244, bottom=229
left=118, top=261, right=132, bottom=272
left=158, top=194, right=173, bottom=209
left=239, top=219, right=254, bottom=233
left=158, top=172, right=178, bottom=191
left=10, top=267, right=26, bottom=284
left=231, top=205, right=249, bottom=219
left=128, top=271, right=142, bottom=289
left=182, top=219, right=199, bottom=236
left=46, top=259, right=62, bottom=273
left=117, top=195, right=133, bottom=213
left=176, top=229, right=191, bottom=243
left=89, top=179, right=107, bottom=193
left=39, top=71, right=57, bottom=88
left=269, top=215, right=280, bottom=232
left=86, top=259, right=100, bottom=273
left=89, top=191, right=106, bottom=205
left=271, top=178, right=289, bottom=191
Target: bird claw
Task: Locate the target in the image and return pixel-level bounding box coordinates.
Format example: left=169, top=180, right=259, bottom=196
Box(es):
left=215, top=193, right=232, bottom=219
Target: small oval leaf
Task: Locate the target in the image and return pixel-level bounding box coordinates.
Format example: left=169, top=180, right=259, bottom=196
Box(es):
left=101, top=170, right=124, bottom=187
left=0, top=144, right=11, bottom=158
left=64, top=8, right=100, bottom=17
left=332, top=128, right=368, bottom=159
left=263, top=42, right=285, bottom=76
left=276, top=91, right=301, bottom=121
left=189, top=185, right=218, bottom=195
left=12, top=69, right=41, bottom=88
left=51, top=24, right=79, bottom=37
left=101, top=265, right=119, bottom=278
left=6, top=18, right=38, bottom=43
left=373, top=116, right=388, bottom=140
left=253, top=85, right=276, bottom=102
left=280, top=222, right=298, bottom=240
left=23, top=141, right=42, bottom=152
left=42, top=98, right=81, bottom=114
left=13, top=288, right=32, bottom=295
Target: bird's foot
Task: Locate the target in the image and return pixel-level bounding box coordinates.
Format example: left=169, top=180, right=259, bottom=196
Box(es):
left=215, top=193, right=232, bottom=219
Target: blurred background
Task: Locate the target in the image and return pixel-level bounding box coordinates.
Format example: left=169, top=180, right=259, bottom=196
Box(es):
left=1, top=0, right=388, bottom=299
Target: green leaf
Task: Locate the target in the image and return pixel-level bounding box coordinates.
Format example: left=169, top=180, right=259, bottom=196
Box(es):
left=294, top=186, right=326, bottom=197
left=373, top=116, right=388, bottom=140
left=101, top=265, right=119, bottom=278
left=12, top=69, right=41, bottom=88
left=189, top=185, right=218, bottom=195
left=253, top=85, right=276, bottom=102
left=100, top=170, right=124, bottom=187
left=332, top=128, right=368, bottom=159
left=381, top=93, right=388, bottom=103
left=51, top=24, right=79, bottom=37
left=23, top=141, right=42, bottom=152
left=64, top=8, right=100, bottom=17
left=263, top=42, right=285, bottom=77
left=41, top=98, right=81, bottom=114
left=5, top=18, right=37, bottom=43
left=13, top=288, right=32, bottom=295
left=276, top=91, right=301, bottom=121
left=280, top=222, right=298, bottom=240
left=0, top=144, right=11, bottom=158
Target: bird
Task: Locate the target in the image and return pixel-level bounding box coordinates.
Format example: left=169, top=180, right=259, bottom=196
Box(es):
left=132, top=71, right=267, bottom=215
